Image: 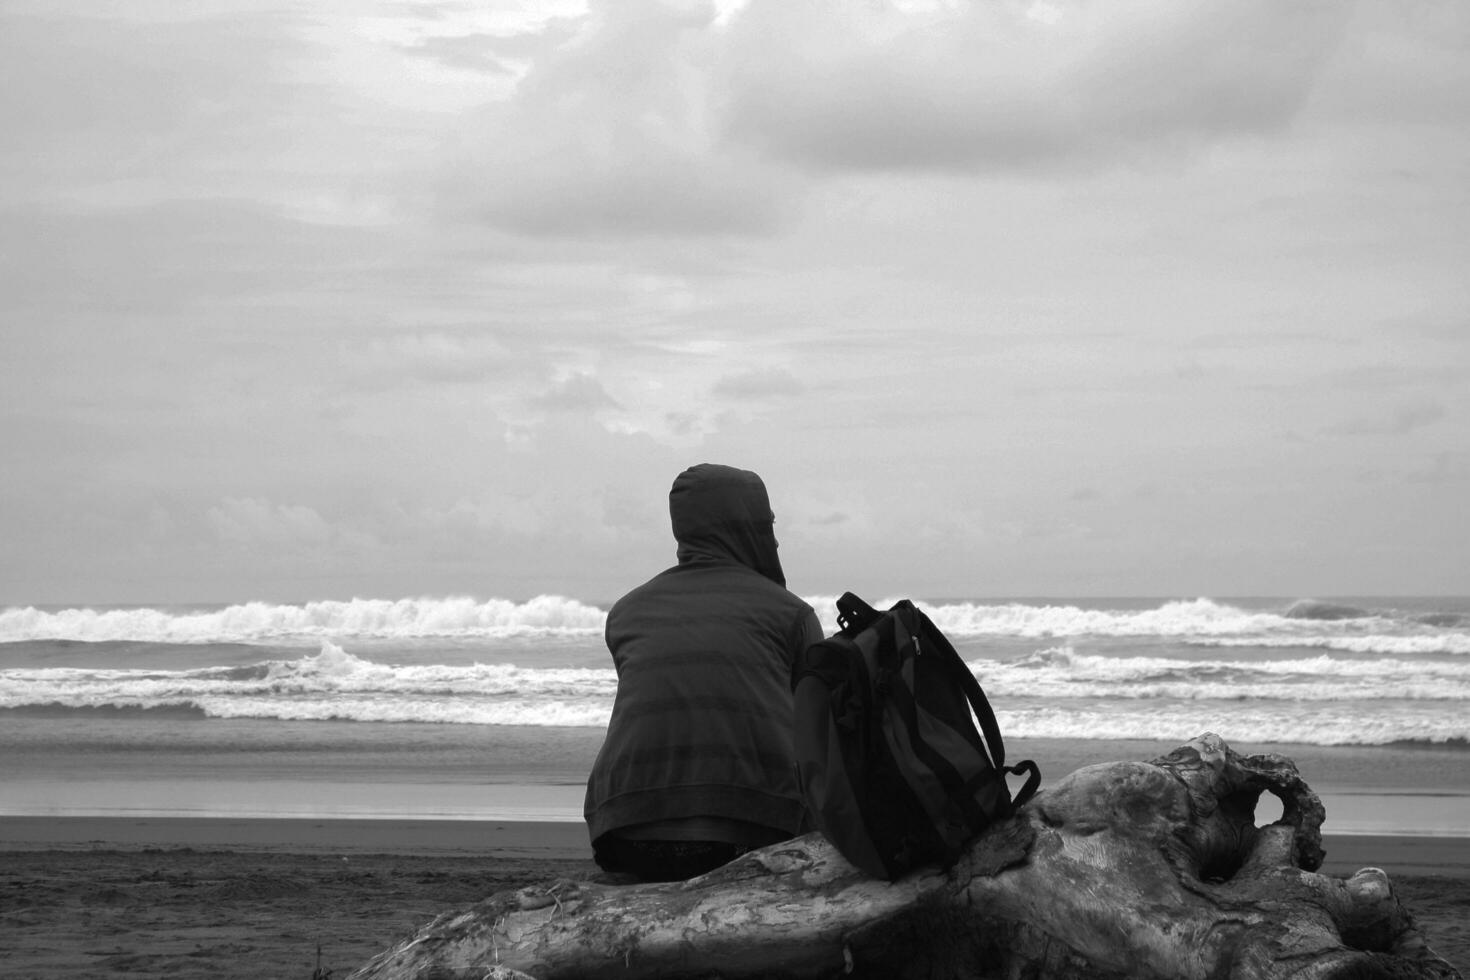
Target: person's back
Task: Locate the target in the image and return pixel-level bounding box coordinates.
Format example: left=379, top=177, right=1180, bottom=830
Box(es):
left=584, top=464, right=823, bottom=881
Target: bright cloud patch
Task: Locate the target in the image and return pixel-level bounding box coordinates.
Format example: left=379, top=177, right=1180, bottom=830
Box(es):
left=719, top=0, right=1352, bottom=173
left=440, top=0, right=1354, bottom=238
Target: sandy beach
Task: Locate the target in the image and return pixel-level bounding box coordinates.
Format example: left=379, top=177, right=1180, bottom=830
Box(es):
left=0, top=817, right=600, bottom=980
left=3, top=736, right=1467, bottom=977
left=1, top=816, right=1465, bottom=979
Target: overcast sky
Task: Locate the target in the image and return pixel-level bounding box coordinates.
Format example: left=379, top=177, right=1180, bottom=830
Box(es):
left=2, top=0, right=1466, bottom=606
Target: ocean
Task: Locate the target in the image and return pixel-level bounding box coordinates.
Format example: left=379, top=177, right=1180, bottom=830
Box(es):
left=3, top=594, right=1467, bottom=834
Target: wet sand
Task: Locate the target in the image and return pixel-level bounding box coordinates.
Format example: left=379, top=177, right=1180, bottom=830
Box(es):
left=0, top=816, right=1465, bottom=979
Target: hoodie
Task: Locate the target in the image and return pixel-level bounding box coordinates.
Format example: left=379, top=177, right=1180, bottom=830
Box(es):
left=668, top=463, right=786, bottom=586
left=583, top=464, right=823, bottom=851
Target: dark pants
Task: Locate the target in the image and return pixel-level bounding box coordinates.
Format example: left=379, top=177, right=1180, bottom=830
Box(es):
left=593, top=837, right=751, bottom=882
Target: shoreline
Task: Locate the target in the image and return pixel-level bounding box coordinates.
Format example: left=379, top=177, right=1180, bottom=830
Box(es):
left=7, top=735, right=1465, bottom=837
left=0, top=815, right=591, bottom=858
left=3, top=814, right=1467, bottom=879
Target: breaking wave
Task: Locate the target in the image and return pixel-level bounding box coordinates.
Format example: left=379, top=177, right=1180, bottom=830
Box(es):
left=1190, top=635, right=1470, bottom=656
left=3, top=639, right=1467, bottom=744
left=812, top=596, right=1432, bottom=639
left=0, top=596, right=608, bottom=644
left=5, top=593, right=1466, bottom=747
left=6, top=595, right=1464, bottom=646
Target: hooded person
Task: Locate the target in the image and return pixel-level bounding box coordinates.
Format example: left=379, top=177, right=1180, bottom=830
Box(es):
left=583, top=463, right=824, bottom=881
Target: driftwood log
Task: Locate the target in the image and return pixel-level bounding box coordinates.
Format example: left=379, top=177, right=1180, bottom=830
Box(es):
left=350, top=733, right=1461, bottom=979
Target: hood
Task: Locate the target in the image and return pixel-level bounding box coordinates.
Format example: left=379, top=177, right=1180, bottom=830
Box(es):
left=669, top=463, right=786, bottom=587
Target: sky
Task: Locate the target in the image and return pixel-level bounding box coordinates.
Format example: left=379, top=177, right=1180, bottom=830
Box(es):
left=2, top=0, right=1467, bottom=606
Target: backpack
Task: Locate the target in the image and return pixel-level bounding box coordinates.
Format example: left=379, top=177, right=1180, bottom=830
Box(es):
left=791, top=592, right=1041, bottom=880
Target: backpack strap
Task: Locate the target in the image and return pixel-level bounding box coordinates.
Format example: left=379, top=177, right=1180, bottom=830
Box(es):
left=1006, top=758, right=1042, bottom=810
left=910, top=604, right=1042, bottom=811
left=905, top=604, right=1003, bottom=764
left=836, top=591, right=882, bottom=634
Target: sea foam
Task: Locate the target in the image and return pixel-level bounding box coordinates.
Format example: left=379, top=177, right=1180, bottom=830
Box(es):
left=0, top=596, right=608, bottom=643
left=1190, top=635, right=1470, bottom=656
left=5, top=595, right=1456, bottom=644
left=6, top=595, right=1468, bottom=747
left=807, top=596, right=1376, bottom=639
left=4, top=638, right=1467, bottom=736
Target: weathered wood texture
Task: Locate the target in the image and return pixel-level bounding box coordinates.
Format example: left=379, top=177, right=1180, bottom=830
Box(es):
left=351, top=734, right=1462, bottom=980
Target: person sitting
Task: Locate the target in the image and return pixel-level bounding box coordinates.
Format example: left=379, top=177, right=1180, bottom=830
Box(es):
left=583, top=463, right=823, bottom=882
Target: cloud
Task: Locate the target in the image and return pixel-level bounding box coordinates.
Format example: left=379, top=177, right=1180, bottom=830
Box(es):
left=719, top=0, right=1353, bottom=173
left=1388, top=313, right=1470, bottom=345
left=663, top=411, right=704, bottom=438
left=1324, top=398, right=1445, bottom=437
left=0, top=8, right=308, bottom=152
left=0, top=200, right=373, bottom=316
left=421, top=494, right=552, bottom=538
left=441, top=0, right=786, bottom=237
left=1408, top=452, right=1470, bottom=486
left=0, top=7, right=345, bottom=218
left=352, top=332, right=521, bottom=388
left=1307, top=2, right=1470, bottom=128
left=399, top=34, right=521, bottom=75
left=530, top=373, right=621, bottom=413
left=781, top=486, right=876, bottom=543
left=438, top=0, right=1352, bottom=238
left=599, top=485, right=664, bottom=534
left=712, top=367, right=803, bottom=399
left=207, top=497, right=379, bottom=555
left=397, top=18, right=581, bottom=75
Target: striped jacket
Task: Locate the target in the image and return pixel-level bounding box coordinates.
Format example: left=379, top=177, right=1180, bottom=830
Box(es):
left=583, top=465, right=823, bottom=850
